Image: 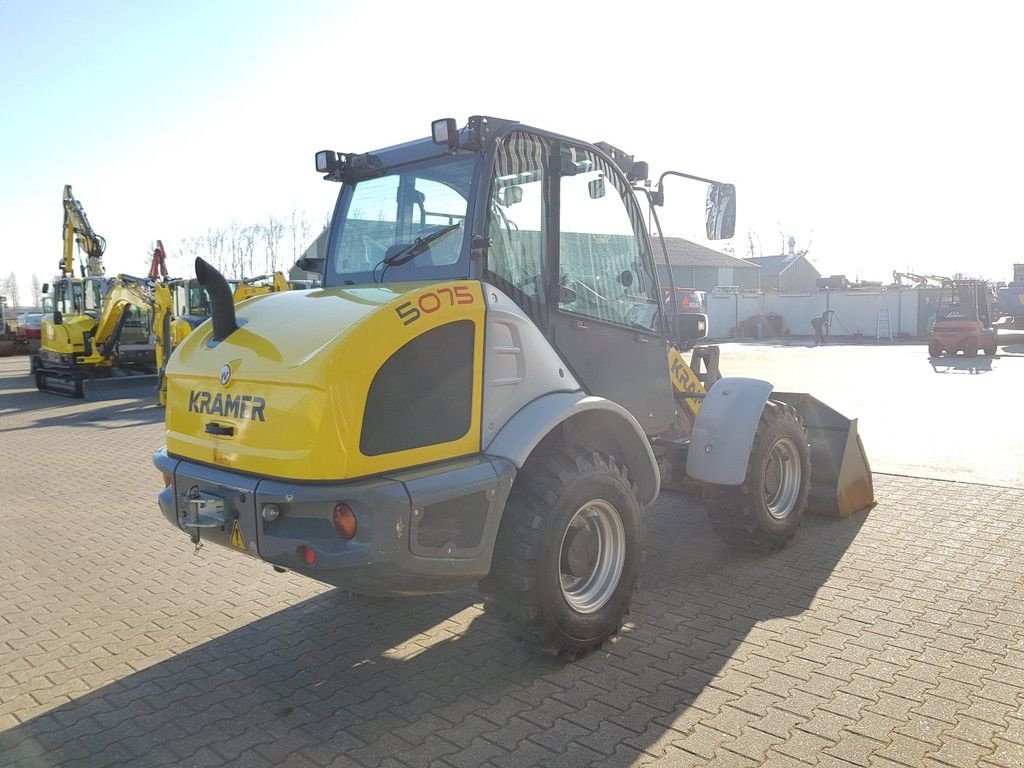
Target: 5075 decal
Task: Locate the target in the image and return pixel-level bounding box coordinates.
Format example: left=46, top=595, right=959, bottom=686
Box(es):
left=396, top=285, right=475, bottom=325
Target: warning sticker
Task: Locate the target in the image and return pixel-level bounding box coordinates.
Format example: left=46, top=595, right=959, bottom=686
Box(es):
left=230, top=520, right=246, bottom=551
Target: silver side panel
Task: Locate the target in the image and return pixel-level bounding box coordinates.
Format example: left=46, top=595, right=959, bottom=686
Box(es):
left=480, top=284, right=580, bottom=449
left=686, top=377, right=773, bottom=485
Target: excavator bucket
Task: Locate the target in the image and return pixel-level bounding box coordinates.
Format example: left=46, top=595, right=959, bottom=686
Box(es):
left=773, top=392, right=875, bottom=518
left=81, top=373, right=159, bottom=401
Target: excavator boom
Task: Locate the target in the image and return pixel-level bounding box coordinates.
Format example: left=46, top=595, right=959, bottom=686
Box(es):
left=62, top=185, right=107, bottom=277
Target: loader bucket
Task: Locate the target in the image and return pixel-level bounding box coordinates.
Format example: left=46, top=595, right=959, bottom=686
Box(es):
left=82, top=373, right=159, bottom=401
left=772, top=392, right=875, bottom=518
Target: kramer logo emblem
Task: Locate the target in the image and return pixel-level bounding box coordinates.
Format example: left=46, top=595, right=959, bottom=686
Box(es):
left=220, top=364, right=231, bottom=386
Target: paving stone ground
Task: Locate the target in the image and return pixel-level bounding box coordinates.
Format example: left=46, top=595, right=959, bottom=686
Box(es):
left=1, top=354, right=1022, bottom=767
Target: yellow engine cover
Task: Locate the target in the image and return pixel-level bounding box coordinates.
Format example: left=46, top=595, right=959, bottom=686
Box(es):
left=164, top=281, right=485, bottom=481
left=41, top=313, right=96, bottom=359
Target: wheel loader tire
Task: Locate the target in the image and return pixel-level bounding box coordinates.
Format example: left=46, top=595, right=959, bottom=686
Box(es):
left=480, top=445, right=644, bottom=658
left=928, top=341, right=941, bottom=357
left=704, top=400, right=810, bottom=552
left=984, top=342, right=997, bottom=356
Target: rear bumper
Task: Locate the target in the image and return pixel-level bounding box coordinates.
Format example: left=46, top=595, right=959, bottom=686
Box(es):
left=154, top=448, right=515, bottom=596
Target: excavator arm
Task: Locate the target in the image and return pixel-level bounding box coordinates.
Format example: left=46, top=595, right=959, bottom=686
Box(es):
left=78, top=277, right=155, bottom=365
left=62, top=185, right=107, bottom=277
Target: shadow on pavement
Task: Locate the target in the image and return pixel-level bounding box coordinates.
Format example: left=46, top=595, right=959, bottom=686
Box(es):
left=0, top=493, right=867, bottom=767
left=927, top=355, right=994, bottom=374
left=0, top=365, right=162, bottom=432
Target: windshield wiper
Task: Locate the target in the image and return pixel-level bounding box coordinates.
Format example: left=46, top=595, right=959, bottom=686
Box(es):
left=383, top=223, right=462, bottom=267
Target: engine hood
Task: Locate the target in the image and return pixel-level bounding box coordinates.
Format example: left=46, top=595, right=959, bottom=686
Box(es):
left=164, top=281, right=486, bottom=481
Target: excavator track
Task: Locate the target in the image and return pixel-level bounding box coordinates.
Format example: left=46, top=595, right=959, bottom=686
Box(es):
left=35, top=365, right=158, bottom=400
left=34, top=366, right=84, bottom=398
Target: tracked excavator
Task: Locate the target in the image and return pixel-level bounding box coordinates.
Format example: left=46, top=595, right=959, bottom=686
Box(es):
left=154, top=116, right=874, bottom=657
left=35, top=186, right=166, bottom=398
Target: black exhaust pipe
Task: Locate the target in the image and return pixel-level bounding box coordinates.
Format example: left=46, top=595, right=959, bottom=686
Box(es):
left=195, top=257, right=237, bottom=342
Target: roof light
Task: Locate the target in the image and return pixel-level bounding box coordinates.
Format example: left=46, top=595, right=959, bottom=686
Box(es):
left=315, top=150, right=338, bottom=173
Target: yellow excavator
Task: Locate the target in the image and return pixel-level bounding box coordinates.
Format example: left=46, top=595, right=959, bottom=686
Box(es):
left=35, top=272, right=172, bottom=399
left=34, top=186, right=165, bottom=398
left=233, top=272, right=291, bottom=302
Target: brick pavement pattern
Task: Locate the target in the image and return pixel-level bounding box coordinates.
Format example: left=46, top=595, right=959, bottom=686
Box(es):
left=1, top=355, right=1022, bottom=767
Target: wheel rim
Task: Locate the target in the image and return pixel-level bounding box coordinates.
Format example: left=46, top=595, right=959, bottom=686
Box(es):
left=763, top=437, right=802, bottom=520
left=558, top=499, right=625, bottom=614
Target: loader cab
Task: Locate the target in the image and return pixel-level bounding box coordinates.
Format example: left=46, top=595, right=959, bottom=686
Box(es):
left=315, top=118, right=733, bottom=434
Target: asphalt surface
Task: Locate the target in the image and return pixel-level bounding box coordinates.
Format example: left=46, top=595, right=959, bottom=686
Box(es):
left=1, top=349, right=1022, bottom=768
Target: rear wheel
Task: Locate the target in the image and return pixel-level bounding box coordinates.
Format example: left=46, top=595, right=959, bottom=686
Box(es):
left=481, top=445, right=643, bottom=657
left=927, top=341, right=941, bottom=357
left=984, top=341, right=997, bottom=356
left=704, top=401, right=810, bottom=552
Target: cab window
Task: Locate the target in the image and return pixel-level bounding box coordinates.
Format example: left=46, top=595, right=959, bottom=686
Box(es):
left=557, top=146, right=660, bottom=332
left=486, top=131, right=550, bottom=312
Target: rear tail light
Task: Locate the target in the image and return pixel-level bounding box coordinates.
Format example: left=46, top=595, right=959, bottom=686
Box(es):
left=332, top=503, right=357, bottom=539
left=298, top=545, right=317, bottom=565
left=161, top=471, right=172, bottom=487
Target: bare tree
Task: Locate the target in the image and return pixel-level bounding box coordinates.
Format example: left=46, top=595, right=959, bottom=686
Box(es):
left=178, top=236, right=204, bottom=277
left=262, top=215, right=286, bottom=273
left=2, top=272, right=19, bottom=307
left=31, top=274, right=41, bottom=307
left=205, top=228, right=227, bottom=275
left=238, top=224, right=260, bottom=277
left=289, top=209, right=312, bottom=264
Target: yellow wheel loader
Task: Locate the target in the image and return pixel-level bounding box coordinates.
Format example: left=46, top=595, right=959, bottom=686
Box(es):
left=154, top=116, right=873, bottom=657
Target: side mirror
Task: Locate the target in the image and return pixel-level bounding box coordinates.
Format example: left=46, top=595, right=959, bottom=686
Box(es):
left=588, top=177, right=606, bottom=199
left=42, top=283, right=49, bottom=294
left=557, top=284, right=578, bottom=304
left=499, top=186, right=523, bottom=206
left=705, top=183, right=737, bottom=240
left=296, top=256, right=325, bottom=274
left=431, top=118, right=459, bottom=151
left=53, top=310, right=63, bottom=325
left=672, top=312, right=708, bottom=344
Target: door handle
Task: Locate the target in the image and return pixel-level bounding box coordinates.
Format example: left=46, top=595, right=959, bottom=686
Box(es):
left=574, top=319, right=588, bottom=330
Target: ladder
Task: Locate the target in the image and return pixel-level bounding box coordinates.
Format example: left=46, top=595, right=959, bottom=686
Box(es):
left=876, top=308, right=893, bottom=341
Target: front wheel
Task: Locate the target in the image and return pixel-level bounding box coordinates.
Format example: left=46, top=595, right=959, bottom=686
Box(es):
left=704, top=400, right=811, bottom=552
left=481, top=446, right=643, bottom=657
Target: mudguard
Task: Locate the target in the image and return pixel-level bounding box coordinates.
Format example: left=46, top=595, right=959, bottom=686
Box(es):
left=685, top=377, right=773, bottom=485
left=486, top=391, right=660, bottom=505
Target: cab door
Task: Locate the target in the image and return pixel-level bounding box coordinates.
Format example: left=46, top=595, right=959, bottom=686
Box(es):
left=548, top=143, right=675, bottom=435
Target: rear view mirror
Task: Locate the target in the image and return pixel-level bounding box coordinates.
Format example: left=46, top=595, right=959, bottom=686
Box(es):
left=53, top=310, right=63, bottom=325
left=42, top=283, right=49, bottom=294
left=705, top=183, right=736, bottom=240
left=588, top=177, right=606, bottom=199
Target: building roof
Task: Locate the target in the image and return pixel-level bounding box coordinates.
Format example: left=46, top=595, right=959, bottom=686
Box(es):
left=745, top=253, right=806, bottom=276
left=657, top=237, right=759, bottom=270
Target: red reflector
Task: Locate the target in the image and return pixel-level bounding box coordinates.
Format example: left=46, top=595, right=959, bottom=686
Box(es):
left=161, top=471, right=172, bottom=487
left=298, top=545, right=316, bottom=565
left=332, top=503, right=357, bottom=539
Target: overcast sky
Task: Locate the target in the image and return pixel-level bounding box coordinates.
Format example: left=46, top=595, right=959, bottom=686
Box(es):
left=1, top=0, right=1021, bottom=304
